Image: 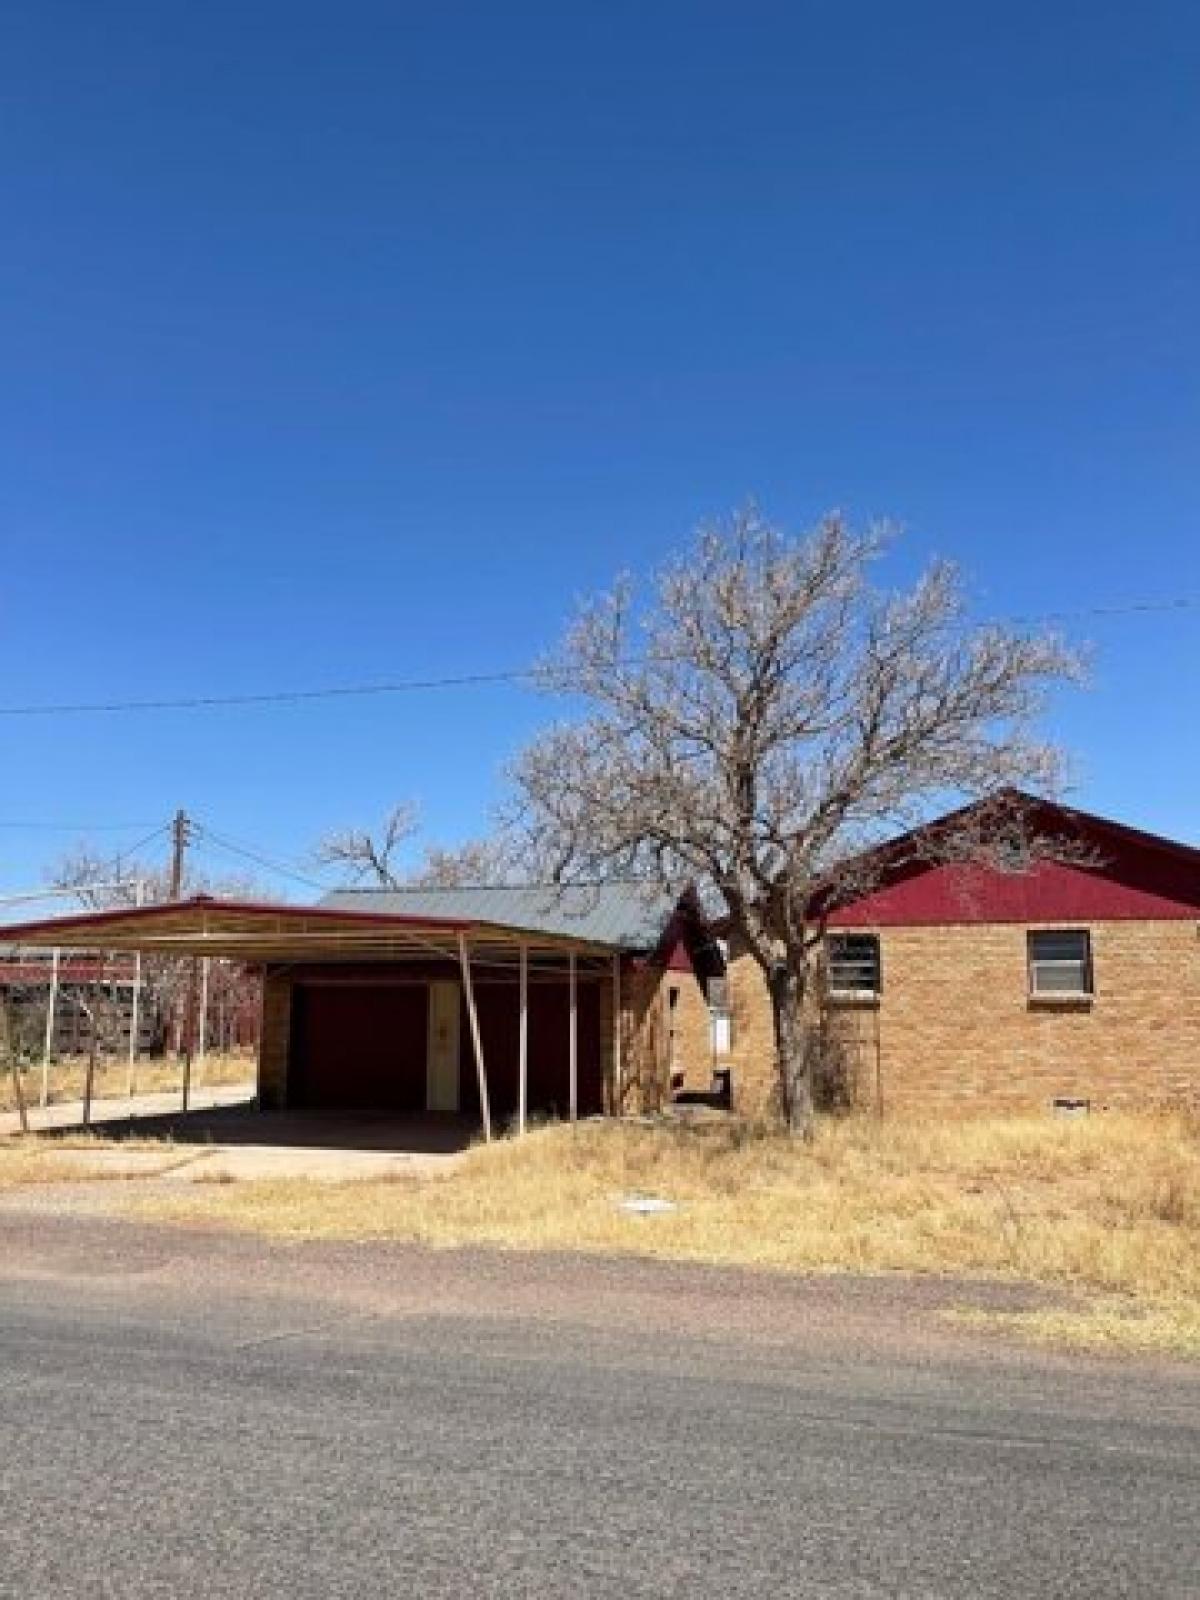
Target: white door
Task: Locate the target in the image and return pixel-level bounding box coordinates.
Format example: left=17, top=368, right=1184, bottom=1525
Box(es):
left=426, top=980, right=461, bottom=1112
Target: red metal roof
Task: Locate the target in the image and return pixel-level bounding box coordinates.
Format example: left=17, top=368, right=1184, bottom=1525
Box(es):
left=829, top=855, right=1200, bottom=926
left=0, top=894, right=474, bottom=945
left=828, top=793, right=1200, bottom=927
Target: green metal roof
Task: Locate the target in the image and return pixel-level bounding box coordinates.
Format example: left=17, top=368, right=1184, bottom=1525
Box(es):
left=318, top=883, right=681, bottom=950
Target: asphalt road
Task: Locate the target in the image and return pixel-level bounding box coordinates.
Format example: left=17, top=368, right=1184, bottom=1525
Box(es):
left=0, top=1215, right=1196, bottom=1598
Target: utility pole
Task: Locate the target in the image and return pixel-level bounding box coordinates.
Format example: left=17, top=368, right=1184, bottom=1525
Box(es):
left=169, top=809, right=191, bottom=900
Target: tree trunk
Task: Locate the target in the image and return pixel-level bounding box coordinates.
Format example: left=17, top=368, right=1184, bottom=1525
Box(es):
left=769, top=962, right=815, bottom=1138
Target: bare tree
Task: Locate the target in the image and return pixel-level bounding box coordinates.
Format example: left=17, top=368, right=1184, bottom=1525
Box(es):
left=509, top=508, right=1082, bottom=1135
left=45, top=848, right=265, bottom=1059
left=51, top=846, right=167, bottom=910
left=50, top=846, right=264, bottom=910
left=406, top=835, right=527, bottom=888
left=314, top=804, right=418, bottom=888
left=315, top=806, right=525, bottom=889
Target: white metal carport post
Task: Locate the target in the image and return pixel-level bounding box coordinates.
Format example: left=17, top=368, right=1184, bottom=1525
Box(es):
left=457, top=933, right=492, bottom=1142
left=197, top=957, right=210, bottom=1082
left=517, top=940, right=528, bottom=1137
left=126, top=878, right=145, bottom=1100
left=127, top=951, right=142, bottom=1097
left=40, top=949, right=60, bottom=1108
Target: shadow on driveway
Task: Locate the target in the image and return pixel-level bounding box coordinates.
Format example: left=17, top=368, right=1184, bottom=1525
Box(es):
left=43, top=1103, right=482, bottom=1157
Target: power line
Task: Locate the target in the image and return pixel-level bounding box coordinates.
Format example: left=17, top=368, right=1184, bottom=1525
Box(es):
left=0, top=809, right=323, bottom=893
left=0, top=595, right=1195, bottom=721
left=193, top=825, right=332, bottom=892
left=0, top=666, right=535, bottom=718
left=1009, top=597, right=1200, bottom=626
left=0, top=819, right=160, bottom=831
left=112, top=822, right=173, bottom=862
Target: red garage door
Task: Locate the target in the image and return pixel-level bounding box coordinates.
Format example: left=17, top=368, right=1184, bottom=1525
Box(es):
left=290, top=983, right=428, bottom=1110
left=460, top=978, right=603, bottom=1121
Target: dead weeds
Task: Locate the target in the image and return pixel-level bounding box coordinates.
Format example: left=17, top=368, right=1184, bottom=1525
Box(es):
left=0, top=1052, right=254, bottom=1114
left=0, top=1131, right=186, bottom=1185
left=127, top=1111, right=1200, bottom=1355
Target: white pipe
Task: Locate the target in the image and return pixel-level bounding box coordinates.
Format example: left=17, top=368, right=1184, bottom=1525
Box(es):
left=197, top=957, right=210, bottom=1073
left=127, top=951, right=142, bottom=1088
left=127, top=879, right=144, bottom=1096
left=40, top=949, right=60, bottom=1108
left=457, top=933, right=492, bottom=1142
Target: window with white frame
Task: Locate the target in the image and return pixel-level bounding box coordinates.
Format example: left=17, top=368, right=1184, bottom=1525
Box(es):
left=1027, top=929, right=1092, bottom=997
left=826, top=933, right=881, bottom=997
left=706, top=975, right=732, bottom=1057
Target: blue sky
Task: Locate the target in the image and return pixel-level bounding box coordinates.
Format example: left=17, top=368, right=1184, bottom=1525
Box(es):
left=1, top=1, right=1197, bottom=898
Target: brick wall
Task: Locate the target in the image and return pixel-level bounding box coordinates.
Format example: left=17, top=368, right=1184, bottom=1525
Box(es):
left=668, top=964, right=718, bottom=1090
left=255, top=962, right=714, bottom=1119
left=725, top=920, right=1200, bottom=1117
left=257, top=968, right=292, bottom=1109
left=724, top=939, right=779, bottom=1119
left=603, top=961, right=714, bottom=1113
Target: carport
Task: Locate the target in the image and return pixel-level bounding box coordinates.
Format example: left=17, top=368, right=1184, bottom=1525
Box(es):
left=0, top=897, right=626, bottom=1141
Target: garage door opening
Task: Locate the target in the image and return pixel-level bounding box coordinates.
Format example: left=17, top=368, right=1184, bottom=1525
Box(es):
left=290, top=982, right=431, bottom=1111
left=287, top=975, right=604, bottom=1121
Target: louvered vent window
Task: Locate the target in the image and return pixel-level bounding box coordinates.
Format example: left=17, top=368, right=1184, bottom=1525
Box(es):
left=827, top=933, right=881, bottom=996
left=1028, top=930, right=1093, bottom=996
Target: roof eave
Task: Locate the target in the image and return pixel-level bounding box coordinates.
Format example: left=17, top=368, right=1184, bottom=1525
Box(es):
left=0, top=896, right=624, bottom=961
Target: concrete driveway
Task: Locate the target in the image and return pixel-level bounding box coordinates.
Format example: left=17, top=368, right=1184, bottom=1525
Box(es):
left=2, top=1092, right=475, bottom=1180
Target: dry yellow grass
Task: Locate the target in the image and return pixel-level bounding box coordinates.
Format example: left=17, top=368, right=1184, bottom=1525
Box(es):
left=135, top=1112, right=1200, bottom=1355
left=944, top=1300, right=1200, bottom=1358
left=0, top=1132, right=186, bottom=1185
left=0, top=1051, right=254, bottom=1113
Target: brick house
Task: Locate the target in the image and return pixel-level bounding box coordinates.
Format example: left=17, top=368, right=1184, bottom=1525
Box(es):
left=717, top=794, right=1200, bottom=1117
left=4, top=794, right=1197, bottom=1124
